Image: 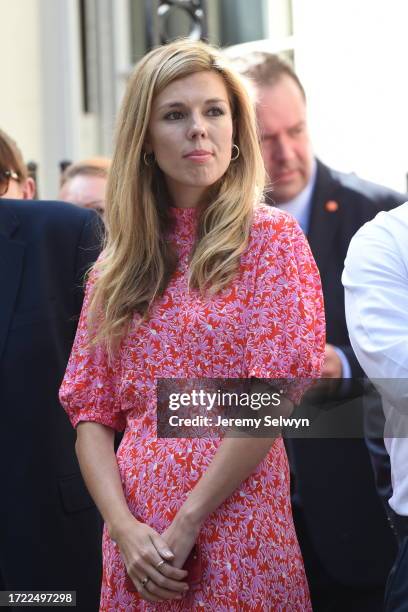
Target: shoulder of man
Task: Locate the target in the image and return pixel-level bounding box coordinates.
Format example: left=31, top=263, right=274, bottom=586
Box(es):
left=353, top=201, right=408, bottom=245
left=4, top=198, right=103, bottom=251
left=4, top=198, right=98, bottom=230
left=318, top=160, right=407, bottom=212
left=2, top=199, right=103, bottom=298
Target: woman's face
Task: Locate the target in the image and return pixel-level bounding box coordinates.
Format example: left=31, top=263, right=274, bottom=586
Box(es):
left=146, top=70, right=234, bottom=207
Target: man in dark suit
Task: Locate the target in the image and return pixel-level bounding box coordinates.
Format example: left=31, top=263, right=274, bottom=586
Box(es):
left=0, top=198, right=103, bottom=610
left=238, top=52, right=407, bottom=610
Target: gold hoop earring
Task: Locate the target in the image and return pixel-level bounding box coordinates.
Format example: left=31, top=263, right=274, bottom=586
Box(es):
left=143, top=152, right=155, bottom=167
left=231, top=144, right=240, bottom=161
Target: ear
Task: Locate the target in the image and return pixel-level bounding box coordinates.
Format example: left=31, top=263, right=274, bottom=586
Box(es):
left=22, top=177, right=36, bottom=199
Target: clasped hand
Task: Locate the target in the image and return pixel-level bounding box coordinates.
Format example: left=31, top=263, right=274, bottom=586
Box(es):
left=113, top=516, right=199, bottom=603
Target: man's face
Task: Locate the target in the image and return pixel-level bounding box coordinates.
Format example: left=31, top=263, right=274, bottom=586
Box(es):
left=59, top=174, right=106, bottom=218
left=256, top=76, right=314, bottom=203
left=0, top=170, right=35, bottom=200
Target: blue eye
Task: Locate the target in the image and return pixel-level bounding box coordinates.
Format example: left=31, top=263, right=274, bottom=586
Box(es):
left=164, top=111, right=184, bottom=120
left=207, top=106, right=224, bottom=116
left=288, top=125, right=304, bottom=137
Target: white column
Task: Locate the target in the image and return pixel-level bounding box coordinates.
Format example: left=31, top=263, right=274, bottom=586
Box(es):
left=38, top=0, right=82, bottom=198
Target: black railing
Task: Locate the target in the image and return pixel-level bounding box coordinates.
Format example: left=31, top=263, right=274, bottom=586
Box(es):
left=145, top=0, right=208, bottom=50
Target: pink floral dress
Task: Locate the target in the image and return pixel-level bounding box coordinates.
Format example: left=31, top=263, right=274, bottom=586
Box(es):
left=60, top=204, right=325, bottom=611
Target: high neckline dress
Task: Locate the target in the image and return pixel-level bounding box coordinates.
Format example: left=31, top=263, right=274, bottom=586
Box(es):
left=60, top=204, right=325, bottom=611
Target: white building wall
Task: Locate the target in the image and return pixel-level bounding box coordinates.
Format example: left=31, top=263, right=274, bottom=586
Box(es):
left=0, top=0, right=43, bottom=184
left=0, top=0, right=87, bottom=198
left=293, top=0, right=408, bottom=193
left=0, top=0, right=132, bottom=198
left=38, top=0, right=83, bottom=197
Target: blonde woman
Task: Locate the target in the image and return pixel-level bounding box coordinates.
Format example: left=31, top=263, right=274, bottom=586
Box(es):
left=60, top=39, right=325, bottom=611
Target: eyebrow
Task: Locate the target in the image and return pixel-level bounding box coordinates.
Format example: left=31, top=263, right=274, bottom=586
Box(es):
left=157, top=98, right=228, bottom=111
left=288, top=121, right=306, bottom=130
left=261, top=121, right=305, bottom=139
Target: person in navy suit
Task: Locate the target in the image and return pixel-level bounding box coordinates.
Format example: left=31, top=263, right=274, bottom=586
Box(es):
left=236, top=51, right=407, bottom=611
left=0, top=197, right=102, bottom=611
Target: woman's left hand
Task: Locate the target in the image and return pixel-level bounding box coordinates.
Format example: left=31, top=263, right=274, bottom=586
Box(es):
left=162, top=514, right=201, bottom=570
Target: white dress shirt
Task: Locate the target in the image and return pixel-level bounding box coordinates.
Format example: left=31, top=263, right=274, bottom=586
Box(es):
left=343, top=202, right=408, bottom=516
left=276, top=159, right=317, bottom=234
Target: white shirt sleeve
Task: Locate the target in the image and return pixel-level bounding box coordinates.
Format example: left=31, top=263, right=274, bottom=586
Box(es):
left=342, top=205, right=408, bottom=413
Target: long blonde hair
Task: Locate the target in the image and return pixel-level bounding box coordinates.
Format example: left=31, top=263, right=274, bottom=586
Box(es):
left=88, top=39, right=265, bottom=350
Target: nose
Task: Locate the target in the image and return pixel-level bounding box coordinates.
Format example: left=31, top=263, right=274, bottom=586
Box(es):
left=273, top=135, right=295, bottom=163
left=187, top=112, right=207, bottom=140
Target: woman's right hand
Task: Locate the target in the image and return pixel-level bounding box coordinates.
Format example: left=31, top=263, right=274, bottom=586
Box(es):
left=112, top=517, right=189, bottom=603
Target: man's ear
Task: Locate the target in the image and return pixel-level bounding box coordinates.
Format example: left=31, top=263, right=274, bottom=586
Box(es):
left=22, top=177, right=36, bottom=199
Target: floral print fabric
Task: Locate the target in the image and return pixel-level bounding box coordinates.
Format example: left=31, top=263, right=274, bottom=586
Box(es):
left=60, top=204, right=325, bottom=611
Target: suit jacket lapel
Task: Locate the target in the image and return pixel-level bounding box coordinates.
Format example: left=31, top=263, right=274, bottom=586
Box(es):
left=307, top=160, right=342, bottom=276
left=0, top=205, right=25, bottom=360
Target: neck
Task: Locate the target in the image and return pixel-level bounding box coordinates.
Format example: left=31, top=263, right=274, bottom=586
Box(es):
left=166, top=181, right=208, bottom=209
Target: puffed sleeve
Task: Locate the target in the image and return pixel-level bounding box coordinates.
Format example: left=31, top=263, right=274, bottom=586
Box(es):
left=244, top=209, right=325, bottom=400
left=59, top=268, right=126, bottom=431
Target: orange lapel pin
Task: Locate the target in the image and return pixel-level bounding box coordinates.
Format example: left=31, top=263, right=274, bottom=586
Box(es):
left=325, top=200, right=339, bottom=212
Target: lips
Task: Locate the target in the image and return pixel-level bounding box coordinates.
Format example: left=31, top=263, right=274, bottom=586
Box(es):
left=184, top=150, right=213, bottom=162
left=277, top=168, right=298, bottom=181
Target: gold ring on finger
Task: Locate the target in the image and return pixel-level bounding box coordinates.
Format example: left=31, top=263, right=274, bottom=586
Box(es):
left=156, top=560, right=166, bottom=570
left=141, top=577, right=149, bottom=587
